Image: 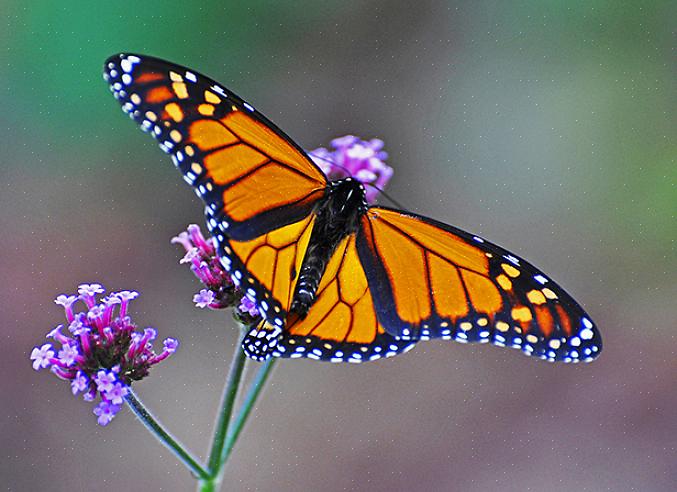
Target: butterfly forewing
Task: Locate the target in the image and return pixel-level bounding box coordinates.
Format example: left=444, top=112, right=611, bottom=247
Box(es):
left=104, top=53, right=327, bottom=242
left=357, top=207, right=602, bottom=362
left=104, top=53, right=330, bottom=326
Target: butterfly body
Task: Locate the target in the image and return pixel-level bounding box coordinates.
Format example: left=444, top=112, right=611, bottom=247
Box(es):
left=104, top=53, right=602, bottom=364
left=291, top=177, right=368, bottom=316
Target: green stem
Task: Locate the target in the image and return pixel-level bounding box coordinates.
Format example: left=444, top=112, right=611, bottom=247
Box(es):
left=206, top=327, right=248, bottom=476
left=221, top=357, right=277, bottom=464
left=197, top=480, right=217, bottom=492
left=124, top=388, right=209, bottom=480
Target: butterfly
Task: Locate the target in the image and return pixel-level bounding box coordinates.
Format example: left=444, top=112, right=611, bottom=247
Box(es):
left=104, top=53, right=602, bottom=364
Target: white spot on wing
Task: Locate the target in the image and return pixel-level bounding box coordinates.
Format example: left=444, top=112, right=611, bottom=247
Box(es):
left=534, top=274, right=548, bottom=284
left=504, top=254, right=520, bottom=265
left=212, top=85, right=227, bottom=97
left=580, top=328, right=594, bottom=340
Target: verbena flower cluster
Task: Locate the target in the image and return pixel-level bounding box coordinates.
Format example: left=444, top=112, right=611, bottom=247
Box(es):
left=309, top=135, right=393, bottom=204
left=171, top=224, right=260, bottom=324
left=30, top=284, right=178, bottom=425
left=171, top=224, right=238, bottom=310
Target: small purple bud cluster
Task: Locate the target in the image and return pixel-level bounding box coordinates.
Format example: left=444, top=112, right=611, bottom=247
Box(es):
left=172, top=225, right=260, bottom=323
left=30, top=284, right=178, bottom=426
left=309, top=135, right=393, bottom=204
left=172, top=225, right=236, bottom=309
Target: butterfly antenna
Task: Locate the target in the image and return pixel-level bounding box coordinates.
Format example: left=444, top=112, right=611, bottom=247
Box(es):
left=366, top=184, right=408, bottom=210
left=308, top=151, right=353, bottom=175
left=309, top=151, right=407, bottom=210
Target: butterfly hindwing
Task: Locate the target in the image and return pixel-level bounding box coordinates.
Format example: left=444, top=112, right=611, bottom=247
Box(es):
left=208, top=211, right=316, bottom=328
left=243, top=234, right=415, bottom=362
left=357, top=207, right=601, bottom=363
left=104, top=53, right=327, bottom=242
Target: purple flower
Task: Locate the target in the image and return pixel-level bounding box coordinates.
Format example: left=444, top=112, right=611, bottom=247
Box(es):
left=57, top=344, right=79, bottom=367
left=193, top=289, right=216, bottom=309
left=94, top=370, right=117, bottom=393
left=113, top=290, right=138, bottom=318
left=179, top=248, right=200, bottom=265
left=78, top=283, right=105, bottom=297
left=93, top=401, right=121, bottom=426
left=30, top=344, right=54, bottom=370
left=105, top=382, right=129, bottom=405
left=187, top=224, right=215, bottom=255
left=232, top=295, right=262, bottom=325
left=54, top=295, right=79, bottom=322
left=78, top=283, right=105, bottom=309
left=142, top=327, right=157, bottom=342
left=115, top=290, right=139, bottom=301
left=30, top=285, right=178, bottom=425
left=172, top=224, right=240, bottom=310
left=148, top=338, right=180, bottom=365
left=309, top=135, right=394, bottom=203
left=331, top=135, right=359, bottom=148
left=238, top=297, right=260, bottom=318
left=46, top=325, right=63, bottom=339
left=164, top=338, right=179, bottom=353
left=55, top=294, right=79, bottom=308
left=71, top=371, right=88, bottom=395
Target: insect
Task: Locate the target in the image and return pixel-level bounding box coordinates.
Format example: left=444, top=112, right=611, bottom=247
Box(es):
left=104, top=53, right=602, bottom=364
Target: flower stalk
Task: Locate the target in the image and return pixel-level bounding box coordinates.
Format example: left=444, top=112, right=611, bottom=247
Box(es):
left=207, top=327, right=248, bottom=476
left=124, top=388, right=209, bottom=480
left=199, top=335, right=277, bottom=491
left=222, top=357, right=277, bottom=464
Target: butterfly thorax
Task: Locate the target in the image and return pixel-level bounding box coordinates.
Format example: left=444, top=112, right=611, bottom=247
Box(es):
left=290, top=178, right=368, bottom=316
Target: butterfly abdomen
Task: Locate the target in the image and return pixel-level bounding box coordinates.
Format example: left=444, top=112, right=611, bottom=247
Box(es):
left=291, top=243, right=328, bottom=315
left=290, top=178, right=368, bottom=316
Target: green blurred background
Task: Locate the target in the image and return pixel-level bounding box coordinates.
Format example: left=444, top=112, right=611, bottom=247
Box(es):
left=2, top=1, right=675, bottom=490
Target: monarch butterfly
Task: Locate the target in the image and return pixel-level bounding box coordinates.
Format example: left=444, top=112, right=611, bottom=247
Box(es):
left=104, top=53, right=602, bottom=364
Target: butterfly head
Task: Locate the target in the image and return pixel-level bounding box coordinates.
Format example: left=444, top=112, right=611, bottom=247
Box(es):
left=325, top=177, right=368, bottom=226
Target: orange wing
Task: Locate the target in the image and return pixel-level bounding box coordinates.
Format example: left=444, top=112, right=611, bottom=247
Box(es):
left=216, top=213, right=315, bottom=329
left=242, top=234, right=416, bottom=362
left=105, top=53, right=331, bottom=328
left=104, top=53, right=327, bottom=242
left=356, top=207, right=602, bottom=363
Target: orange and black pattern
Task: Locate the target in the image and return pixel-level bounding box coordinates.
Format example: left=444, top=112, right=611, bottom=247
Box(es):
left=241, top=234, right=415, bottom=362
left=104, top=53, right=327, bottom=331
left=357, top=208, right=601, bottom=362
left=105, top=53, right=601, bottom=364
left=104, top=54, right=326, bottom=242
